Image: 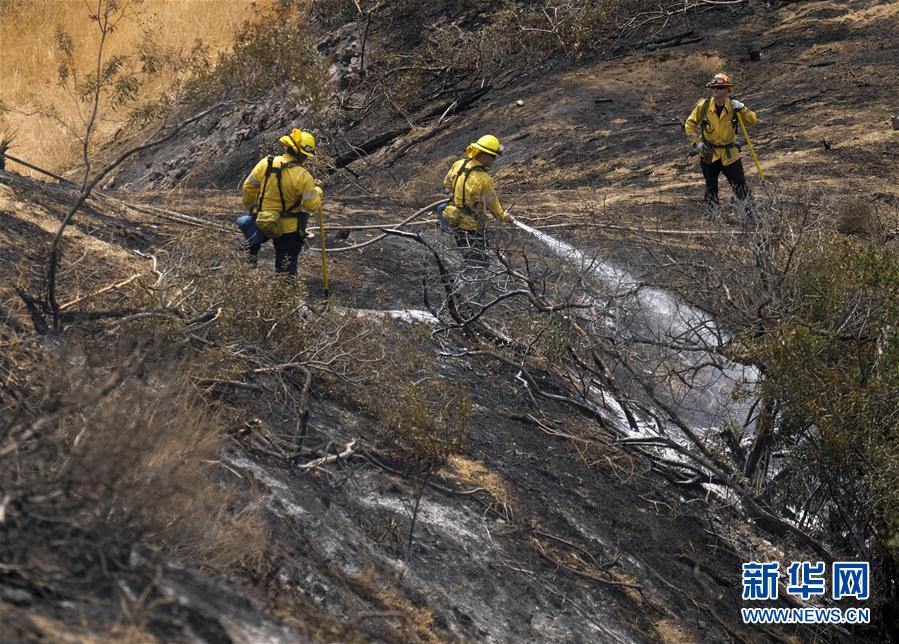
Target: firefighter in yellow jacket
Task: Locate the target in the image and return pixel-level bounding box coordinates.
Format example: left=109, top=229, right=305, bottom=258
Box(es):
left=441, top=134, right=510, bottom=267
left=238, top=129, right=323, bottom=275
left=685, top=73, right=758, bottom=205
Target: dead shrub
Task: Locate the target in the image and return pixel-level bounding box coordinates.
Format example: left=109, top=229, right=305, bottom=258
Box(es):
left=394, top=159, right=449, bottom=208
left=836, top=197, right=883, bottom=239
left=336, top=0, right=663, bottom=120
left=108, top=229, right=389, bottom=462
left=373, top=376, right=471, bottom=559
left=341, top=318, right=469, bottom=469
left=329, top=317, right=470, bottom=557
left=0, top=337, right=269, bottom=576
left=378, top=379, right=471, bottom=473
left=180, top=229, right=383, bottom=363
left=64, top=370, right=269, bottom=570
left=124, top=229, right=313, bottom=353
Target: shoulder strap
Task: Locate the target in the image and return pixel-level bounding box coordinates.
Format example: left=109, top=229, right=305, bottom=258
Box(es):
left=256, top=156, right=275, bottom=213
left=698, top=98, right=711, bottom=139
left=453, top=160, right=471, bottom=208
left=273, top=163, right=287, bottom=213
left=258, top=156, right=303, bottom=214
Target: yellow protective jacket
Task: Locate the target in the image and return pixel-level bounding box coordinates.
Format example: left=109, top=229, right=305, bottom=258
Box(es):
left=242, top=153, right=322, bottom=235
left=442, top=158, right=507, bottom=232
left=684, top=98, right=758, bottom=166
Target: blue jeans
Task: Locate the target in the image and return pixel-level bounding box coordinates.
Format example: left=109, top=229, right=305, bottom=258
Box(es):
left=237, top=214, right=267, bottom=261
left=436, top=202, right=451, bottom=231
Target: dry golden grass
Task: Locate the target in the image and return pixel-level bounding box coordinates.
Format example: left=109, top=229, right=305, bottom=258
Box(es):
left=348, top=567, right=440, bottom=643
left=394, top=158, right=449, bottom=208
left=2, top=340, right=271, bottom=571
left=446, top=454, right=517, bottom=513
left=652, top=618, right=699, bottom=644
left=69, top=375, right=271, bottom=571
left=0, top=0, right=255, bottom=175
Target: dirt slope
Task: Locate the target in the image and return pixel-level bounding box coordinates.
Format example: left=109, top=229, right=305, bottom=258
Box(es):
left=0, top=168, right=875, bottom=642
left=344, top=0, right=898, bottom=225
left=2, top=0, right=897, bottom=641
left=109, top=1, right=898, bottom=214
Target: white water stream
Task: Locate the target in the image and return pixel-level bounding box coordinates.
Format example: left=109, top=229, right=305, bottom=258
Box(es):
left=511, top=218, right=758, bottom=442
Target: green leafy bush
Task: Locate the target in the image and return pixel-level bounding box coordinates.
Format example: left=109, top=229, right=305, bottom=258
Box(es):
left=744, top=238, right=899, bottom=597
left=183, top=0, right=325, bottom=110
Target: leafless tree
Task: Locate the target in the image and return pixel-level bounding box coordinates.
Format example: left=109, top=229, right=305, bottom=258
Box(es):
left=378, top=192, right=842, bottom=564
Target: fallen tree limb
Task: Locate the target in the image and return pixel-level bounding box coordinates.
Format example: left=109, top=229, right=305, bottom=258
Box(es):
left=59, top=308, right=171, bottom=322
left=296, top=439, right=358, bottom=471
left=645, top=35, right=703, bottom=50
left=59, top=273, right=143, bottom=310
left=1, top=152, right=75, bottom=184
left=325, top=199, right=447, bottom=254
left=534, top=539, right=641, bottom=590
left=194, top=378, right=263, bottom=392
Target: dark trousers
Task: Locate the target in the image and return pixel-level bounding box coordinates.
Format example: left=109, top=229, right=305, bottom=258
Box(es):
left=454, top=229, right=489, bottom=268
left=273, top=231, right=303, bottom=276
left=701, top=158, right=750, bottom=204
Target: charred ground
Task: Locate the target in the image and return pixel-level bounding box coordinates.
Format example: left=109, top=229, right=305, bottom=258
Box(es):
left=2, top=0, right=897, bottom=642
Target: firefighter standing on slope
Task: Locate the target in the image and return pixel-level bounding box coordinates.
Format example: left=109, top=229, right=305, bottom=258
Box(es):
left=238, top=129, right=323, bottom=276
left=441, top=134, right=511, bottom=267
left=684, top=73, right=758, bottom=206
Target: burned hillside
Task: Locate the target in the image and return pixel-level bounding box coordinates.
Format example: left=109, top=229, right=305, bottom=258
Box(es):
left=2, top=0, right=898, bottom=642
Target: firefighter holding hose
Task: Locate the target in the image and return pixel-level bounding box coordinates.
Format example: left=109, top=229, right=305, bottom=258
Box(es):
left=440, top=134, right=513, bottom=267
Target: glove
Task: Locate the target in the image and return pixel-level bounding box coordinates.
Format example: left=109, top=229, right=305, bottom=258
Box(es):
left=730, top=99, right=745, bottom=112
left=695, top=141, right=709, bottom=156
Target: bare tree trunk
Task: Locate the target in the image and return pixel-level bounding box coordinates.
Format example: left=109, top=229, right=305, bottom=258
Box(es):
left=744, top=395, right=777, bottom=489
left=47, top=197, right=91, bottom=332
left=403, top=472, right=432, bottom=565
left=43, top=101, right=237, bottom=333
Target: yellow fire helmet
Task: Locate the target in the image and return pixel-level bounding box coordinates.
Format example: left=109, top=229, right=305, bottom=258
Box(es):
left=466, top=134, right=503, bottom=159
left=706, top=72, right=734, bottom=89
left=279, top=129, right=316, bottom=157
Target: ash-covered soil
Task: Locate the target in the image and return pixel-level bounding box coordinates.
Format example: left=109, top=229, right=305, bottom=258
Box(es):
left=2, top=0, right=896, bottom=641
left=0, top=169, right=871, bottom=642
